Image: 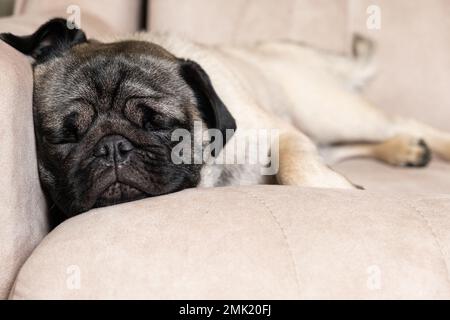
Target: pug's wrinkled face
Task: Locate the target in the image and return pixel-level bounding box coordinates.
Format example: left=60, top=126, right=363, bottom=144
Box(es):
left=0, top=19, right=236, bottom=218
left=34, top=41, right=204, bottom=216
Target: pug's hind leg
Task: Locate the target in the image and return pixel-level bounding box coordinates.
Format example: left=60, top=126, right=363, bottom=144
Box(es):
left=276, top=131, right=359, bottom=189
left=321, top=134, right=432, bottom=167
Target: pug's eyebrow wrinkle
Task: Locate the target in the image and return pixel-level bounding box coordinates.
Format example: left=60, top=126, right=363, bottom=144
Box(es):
left=90, top=71, right=105, bottom=102
left=125, top=78, right=174, bottom=98
left=110, top=69, right=128, bottom=110
left=70, top=97, right=96, bottom=108
left=126, top=61, right=177, bottom=97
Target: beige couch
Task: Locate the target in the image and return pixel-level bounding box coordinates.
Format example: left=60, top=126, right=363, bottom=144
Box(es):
left=1, top=0, right=450, bottom=299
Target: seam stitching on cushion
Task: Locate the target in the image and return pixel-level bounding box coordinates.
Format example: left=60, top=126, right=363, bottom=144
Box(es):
left=407, top=199, right=450, bottom=288
left=244, top=190, right=301, bottom=297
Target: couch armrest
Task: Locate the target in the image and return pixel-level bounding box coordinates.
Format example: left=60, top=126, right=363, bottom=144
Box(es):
left=0, top=42, right=49, bottom=299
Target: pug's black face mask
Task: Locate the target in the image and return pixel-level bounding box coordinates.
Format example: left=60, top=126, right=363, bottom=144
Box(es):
left=0, top=19, right=236, bottom=218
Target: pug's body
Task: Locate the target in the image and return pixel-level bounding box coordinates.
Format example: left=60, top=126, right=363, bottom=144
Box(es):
left=2, top=19, right=450, bottom=219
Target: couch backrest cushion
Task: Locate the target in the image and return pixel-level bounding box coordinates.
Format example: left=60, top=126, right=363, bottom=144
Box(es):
left=148, top=0, right=450, bottom=130
left=349, top=0, right=450, bottom=131
left=14, top=0, right=143, bottom=34
left=148, top=0, right=349, bottom=53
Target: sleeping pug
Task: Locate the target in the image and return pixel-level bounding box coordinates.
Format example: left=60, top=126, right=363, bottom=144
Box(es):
left=1, top=19, right=450, bottom=221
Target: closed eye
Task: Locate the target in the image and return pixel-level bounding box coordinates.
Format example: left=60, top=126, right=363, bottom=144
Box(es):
left=43, top=110, right=91, bottom=145
left=43, top=134, right=78, bottom=145
left=140, top=104, right=180, bottom=131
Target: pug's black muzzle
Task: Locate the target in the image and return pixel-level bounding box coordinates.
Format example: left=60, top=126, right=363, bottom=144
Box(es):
left=91, top=135, right=147, bottom=208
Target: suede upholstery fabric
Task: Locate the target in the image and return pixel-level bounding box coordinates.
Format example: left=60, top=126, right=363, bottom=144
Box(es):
left=1, top=0, right=450, bottom=299
left=149, top=0, right=349, bottom=52
left=13, top=0, right=143, bottom=36
left=9, top=186, right=450, bottom=299
left=335, top=159, right=450, bottom=195
left=0, top=42, right=48, bottom=299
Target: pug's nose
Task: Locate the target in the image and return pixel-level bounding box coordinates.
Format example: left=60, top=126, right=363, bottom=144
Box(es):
left=94, top=135, right=134, bottom=165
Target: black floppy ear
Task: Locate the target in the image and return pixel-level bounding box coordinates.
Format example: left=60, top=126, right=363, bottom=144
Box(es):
left=180, top=59, right=237, bottom=146
left=0, top=18, right=87, bottom=62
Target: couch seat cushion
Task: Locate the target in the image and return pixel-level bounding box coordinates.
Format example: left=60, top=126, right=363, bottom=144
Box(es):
left=335, top=159, right=450, bottom=194
left=10, top=186, right=450, bottom=299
